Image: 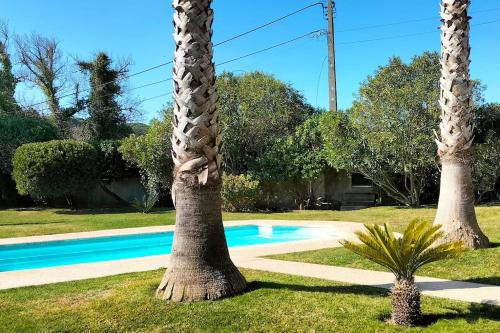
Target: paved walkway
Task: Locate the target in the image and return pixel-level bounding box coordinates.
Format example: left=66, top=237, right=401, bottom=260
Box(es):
left=1, top=220, right=499, bottom=306
left=234, top=257, right=500, bottom=306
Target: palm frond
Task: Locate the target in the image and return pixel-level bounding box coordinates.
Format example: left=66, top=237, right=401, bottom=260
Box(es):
left=341, top=220, right=467, bottom=280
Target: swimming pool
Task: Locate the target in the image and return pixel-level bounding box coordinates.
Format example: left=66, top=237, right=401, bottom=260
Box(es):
left=0, top=225, right=335, bottom=272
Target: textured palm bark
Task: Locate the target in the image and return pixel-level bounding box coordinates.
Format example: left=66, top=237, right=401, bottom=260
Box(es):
left=434, top=0, right=489, bottom=248
left=156, top=0, right=246, bottom=301
left=390, top=279, right=421, bottom=326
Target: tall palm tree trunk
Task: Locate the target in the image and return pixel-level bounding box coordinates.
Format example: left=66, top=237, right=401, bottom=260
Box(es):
left=434, top=0, right=489, bottom=249
left=156, top=0, right=246, bottom=302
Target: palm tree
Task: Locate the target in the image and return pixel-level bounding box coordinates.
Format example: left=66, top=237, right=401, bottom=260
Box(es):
left=156, top=0, right=246, bottom=302
left=341, top=220, right=465, bottom=326
left=434, top=0, right=489, bottom=248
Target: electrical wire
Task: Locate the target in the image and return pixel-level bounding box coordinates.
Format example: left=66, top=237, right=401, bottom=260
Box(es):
left=25, top=1, right=326, bottom=109
left=336, top=19, right=500, bottom=46
left=336, top=6, right=500, bottom=33
left=47, top=29, right=323, bottom=113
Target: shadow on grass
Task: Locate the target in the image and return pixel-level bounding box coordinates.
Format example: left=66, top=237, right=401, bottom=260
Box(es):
left=462, top=276, right=500, bottom=286
left=249, top=281, right=499, bottom=326
left=11, top=207, right=48, bottom=212
left=54, top=207, right=174, bottom=215
left=246, top=280, right=386, bottom=297
left=0, top=221, right=69, bottom=226
left=393, top=205, right=437, bottom=210
left=420, top=303, right=500, bottom=326
left=377, top=303, right=499, bottom=327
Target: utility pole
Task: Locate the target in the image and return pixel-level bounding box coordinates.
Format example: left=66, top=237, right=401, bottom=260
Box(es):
left=327, top=0, right=338, bottom=112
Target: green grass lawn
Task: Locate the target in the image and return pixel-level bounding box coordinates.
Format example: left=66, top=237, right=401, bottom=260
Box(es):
left=1, top=269, right=498, bottom=333
left=2, top=205, right=497, bottom=238
left=269, top=205, right=500, bottom=286
left=1, top=205, right=498, bottom=285
left=0, top=206, right=422, bottom=238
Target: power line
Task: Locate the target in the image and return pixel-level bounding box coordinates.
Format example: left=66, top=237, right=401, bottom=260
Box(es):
left=336, top=19, right=500, bottom=46
left=213, top=2, right=325, bottom=47
left=37, top=16, right=500, bottom=113
left=335, top=6, right=500, bottom=33
left=49, top=30, right=324, bottom=112
left=25, top=2, right=325, bottom=110
left=28, top=4, right=500, bottom=111
left=217, top=29, right=324, bottom=67
left=54, top=18, right=500, bottom=113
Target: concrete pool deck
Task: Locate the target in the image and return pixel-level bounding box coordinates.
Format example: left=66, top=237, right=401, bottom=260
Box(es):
left=1, top=220, right=499, bottom=306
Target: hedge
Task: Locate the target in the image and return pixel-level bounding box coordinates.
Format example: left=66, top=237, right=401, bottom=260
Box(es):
left=12, top=140, right=99, bottom=200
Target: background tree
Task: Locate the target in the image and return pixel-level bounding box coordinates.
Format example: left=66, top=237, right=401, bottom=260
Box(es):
left=0, top=22, right=19, bottom=115
left=258, top=114, right=326, bottom=209
left=156, top=0, right=246, bottom=301
left=321, top=53, right=441, bottom=207
left=78, top=52, right=131, bottom=140
left=221, top=174, right=261, bottom=212
left=120, top=114, right=173, bottom=212
left=15, top=33, right=80, bottom=135
left=217, top=71, right=315, bottom=175
left=434, top=0, right=489, bottom=248
left=93, top=140, right=137, bottom=207
left=472, top=103, right=500, bottom=201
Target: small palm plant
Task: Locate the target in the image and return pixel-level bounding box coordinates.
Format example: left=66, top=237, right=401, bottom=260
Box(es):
left=341, top=220, right=465, bottom=326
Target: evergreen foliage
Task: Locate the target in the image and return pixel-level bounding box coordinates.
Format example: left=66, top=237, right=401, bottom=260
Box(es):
left=78, top=53, right=128, bottom=140
left=341, top=220, right=465, bottom=326
left=12, top=140, right=98, bottom=206
left=0, top=23, right=18, bottom=116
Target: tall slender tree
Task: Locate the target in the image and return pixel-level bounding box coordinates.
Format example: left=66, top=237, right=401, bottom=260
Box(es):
left=0, top=22, right=19, bottom=115
left=434, top=0, right=489, bottom=248
left=15, top=34, right=80, bottom=135
left=156, top=0, right=246, bottom=301
left=78, top=52, right=129, bottom=140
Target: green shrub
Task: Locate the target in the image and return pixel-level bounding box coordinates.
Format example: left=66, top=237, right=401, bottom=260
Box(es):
left=120, top=120, right=173, bottom=211
left=341, top=220, right=465, bottom=326
left=12, top=140, right=98, bottom=203
left=0, top=115, right=59, bottom=174
left=92, top=140, right=136, bottom=181
left=221, top=174, right=261, bottom=212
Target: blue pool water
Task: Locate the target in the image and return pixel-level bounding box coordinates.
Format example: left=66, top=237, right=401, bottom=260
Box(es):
left=0, top=225, right=335, bottom=272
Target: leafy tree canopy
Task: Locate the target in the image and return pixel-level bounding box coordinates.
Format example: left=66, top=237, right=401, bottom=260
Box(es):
left=321, top=52, right=442, bottom=207
left=472, top=103, right=500, bottom=198
left=217, top=71, right=315, bottom=175
left=119, top=110, right=173, bottom=211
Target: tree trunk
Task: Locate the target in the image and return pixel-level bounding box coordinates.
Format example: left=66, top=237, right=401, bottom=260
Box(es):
left=157, top=0, right=246, bottom=301
left=434, top=0, right=489, bottom=248
left=157, top=183, right=246, bottom=301
left=390, top=279, right=421, bottom=326
left=435, top=155, right=489, bottom=248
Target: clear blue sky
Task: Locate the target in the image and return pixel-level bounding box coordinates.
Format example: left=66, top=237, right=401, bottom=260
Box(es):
left=3, top=0, right=500, bottom=122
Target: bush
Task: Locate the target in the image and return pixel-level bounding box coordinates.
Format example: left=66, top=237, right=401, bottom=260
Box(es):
left=12, top=140, right=98, bottom=205
left=120, top=119, right=173, bottom=212
left=221, top=174, right=261, bottom=212
left=92, top=140, right=136, bottom=181
left=0, top=115, right=59, bottom=174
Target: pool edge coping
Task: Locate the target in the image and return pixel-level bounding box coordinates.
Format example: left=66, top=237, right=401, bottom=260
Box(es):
left=0, top=220, right=363, bottom=290
left=0, top=220, right=361, bottom=245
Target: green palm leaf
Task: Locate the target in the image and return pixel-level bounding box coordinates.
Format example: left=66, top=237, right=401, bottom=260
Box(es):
left=340, top=220, right=466, bottom=280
